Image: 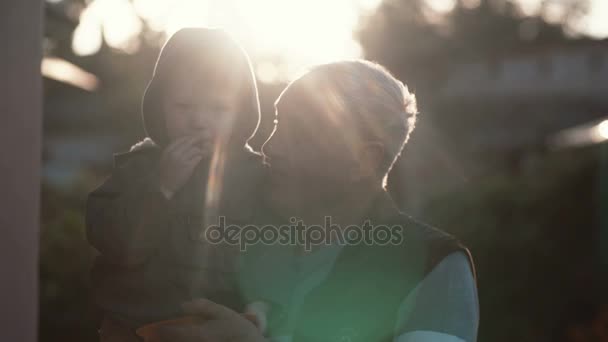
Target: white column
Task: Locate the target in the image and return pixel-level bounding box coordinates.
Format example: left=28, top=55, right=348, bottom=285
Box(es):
left=0, top=0, right=43, bottom=341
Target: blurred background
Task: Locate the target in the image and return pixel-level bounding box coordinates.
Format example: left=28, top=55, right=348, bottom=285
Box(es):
left=41, top=0, right=608, bottom=341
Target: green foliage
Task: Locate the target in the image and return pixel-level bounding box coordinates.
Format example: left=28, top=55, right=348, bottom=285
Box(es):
left=39, top=183, right=98, bottom=342
left=422, top=147, right=601, bottom=341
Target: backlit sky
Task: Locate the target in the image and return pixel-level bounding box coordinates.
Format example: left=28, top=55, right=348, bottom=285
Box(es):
left=67, top=0, right=608, bottom=83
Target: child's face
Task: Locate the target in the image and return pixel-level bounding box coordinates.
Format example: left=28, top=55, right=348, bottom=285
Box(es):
left=162, top=65, right=242, bottom=146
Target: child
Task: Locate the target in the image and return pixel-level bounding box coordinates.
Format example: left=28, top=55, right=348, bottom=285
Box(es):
left=86, top=28, right=263, bottom=341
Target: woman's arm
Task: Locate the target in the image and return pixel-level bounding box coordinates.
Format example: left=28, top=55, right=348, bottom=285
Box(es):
left=394, top=251, right=479, bottom=342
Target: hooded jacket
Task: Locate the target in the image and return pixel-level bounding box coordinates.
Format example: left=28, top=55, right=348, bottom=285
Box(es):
left=86, top=28, right=263, bottom=328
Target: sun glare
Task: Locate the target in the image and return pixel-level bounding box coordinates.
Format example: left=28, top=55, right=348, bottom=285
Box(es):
left=71, top=0, right=381, bottom=82
left=42, top=57, right=100, bottom=91
left=597, top=120, right=608, bottom=140
left=71, top=0, right=608, bottom=82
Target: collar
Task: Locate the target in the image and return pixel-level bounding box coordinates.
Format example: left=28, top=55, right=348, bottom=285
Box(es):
left=359, top=189, right=403, bottom=225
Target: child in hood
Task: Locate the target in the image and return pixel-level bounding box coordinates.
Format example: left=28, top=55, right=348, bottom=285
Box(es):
left=86, top=28, right=264, bottom=341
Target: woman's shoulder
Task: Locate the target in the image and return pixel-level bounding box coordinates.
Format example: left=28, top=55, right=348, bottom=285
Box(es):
left=388, top=212, right=475, bottom=279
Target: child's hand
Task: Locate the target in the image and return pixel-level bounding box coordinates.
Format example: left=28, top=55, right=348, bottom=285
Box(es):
left=158, top=135, right=205, bottom=199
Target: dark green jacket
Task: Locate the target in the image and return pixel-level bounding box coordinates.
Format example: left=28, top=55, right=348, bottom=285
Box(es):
left=248, top=194, right=476, bottom=342
left=86, top=142, right=263, bottom=327
left=293, top=207, right=475, bottom=342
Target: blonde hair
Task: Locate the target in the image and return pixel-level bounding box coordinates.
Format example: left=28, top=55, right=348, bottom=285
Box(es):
left=275, top=60, right=418, bottom=184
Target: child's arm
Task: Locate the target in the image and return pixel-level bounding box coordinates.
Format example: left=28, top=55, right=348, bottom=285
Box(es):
left=86, top=148, right=170, bottom=267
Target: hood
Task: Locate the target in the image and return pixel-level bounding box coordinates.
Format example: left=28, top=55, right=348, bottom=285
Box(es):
left=141, top=27, right=261, bottom=150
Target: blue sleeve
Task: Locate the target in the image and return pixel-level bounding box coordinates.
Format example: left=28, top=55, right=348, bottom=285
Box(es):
left=393, top=251, right=479, bottom=342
